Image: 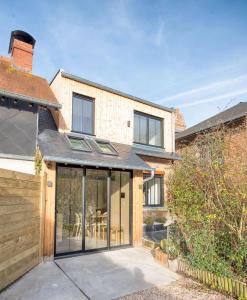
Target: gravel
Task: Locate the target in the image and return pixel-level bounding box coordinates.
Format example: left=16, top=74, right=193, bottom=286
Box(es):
left=116, top=277, right=233, bottom=300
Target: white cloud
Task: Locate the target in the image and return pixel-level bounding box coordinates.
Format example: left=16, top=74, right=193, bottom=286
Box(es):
left=179, top=89, right=247, bottom=107
left=154, top=21, right=165, bottom=46
left=157, top=74, right=247, bottom=103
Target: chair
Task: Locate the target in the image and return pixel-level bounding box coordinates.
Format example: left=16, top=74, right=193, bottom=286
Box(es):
left=73, top=213, right=82, bottom=237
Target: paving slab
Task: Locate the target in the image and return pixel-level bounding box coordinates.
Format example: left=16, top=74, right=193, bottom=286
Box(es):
left=56, top=247, right=179, bottom=300
left=0, top=262, right=87, bottom=300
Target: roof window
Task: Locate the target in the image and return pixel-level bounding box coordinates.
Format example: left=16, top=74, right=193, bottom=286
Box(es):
left=67, top=136, right=91, bottom=152
left=94, top=140, right=118, bottom=155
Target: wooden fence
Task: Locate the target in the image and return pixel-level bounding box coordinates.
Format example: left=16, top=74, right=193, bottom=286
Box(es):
left=0, top=169, right=41, bottom=291
left=178, top=259, right=247, bottom=299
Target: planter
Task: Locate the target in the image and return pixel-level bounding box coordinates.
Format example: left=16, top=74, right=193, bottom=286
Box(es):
left=168, top=258, right=179, bottom=272
left=154, top=247, right=168, bottom=266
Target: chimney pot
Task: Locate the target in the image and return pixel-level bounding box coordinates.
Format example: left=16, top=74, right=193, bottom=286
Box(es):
left=8, top=30, right=36, bottom=72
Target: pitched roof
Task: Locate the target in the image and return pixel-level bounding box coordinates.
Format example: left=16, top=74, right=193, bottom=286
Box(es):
left=0, top=57, right=60, bottom=108
left=38, top=130, right=153, bottom=171
left=176, top=102, right=247, bottom=141
left=52, top=70, right=175, bottom=113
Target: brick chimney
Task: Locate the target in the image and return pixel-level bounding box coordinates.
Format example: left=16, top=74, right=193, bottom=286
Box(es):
left=8, top=30, right=36, bottom=72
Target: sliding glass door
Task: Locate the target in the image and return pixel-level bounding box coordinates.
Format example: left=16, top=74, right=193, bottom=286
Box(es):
left=55, top=167, right=83, bottom=254
left=110, top=171, right=130, bottom=246
left=55, top=166, right=131, bottom=256
left=85, top=169, right=108, bottom=250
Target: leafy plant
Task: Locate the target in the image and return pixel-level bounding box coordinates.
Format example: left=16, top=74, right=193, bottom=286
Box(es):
left=144, top=216, right=154, bottom=225
left=168, top=126, right=247, bottom=281
left=155, top=217, right=167, bottom=224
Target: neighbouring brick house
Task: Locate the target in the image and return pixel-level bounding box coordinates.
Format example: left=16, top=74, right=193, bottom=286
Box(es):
left=176, top=102, right=247, bottom=156
left=0, top=30, right=60, bottom=174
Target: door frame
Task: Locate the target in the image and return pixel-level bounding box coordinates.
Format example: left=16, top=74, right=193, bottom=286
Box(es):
left=54, top=164, right=133, bottom=257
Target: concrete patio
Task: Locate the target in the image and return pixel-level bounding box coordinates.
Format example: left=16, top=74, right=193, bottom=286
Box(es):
left=0, top=247, right=179, bottom=300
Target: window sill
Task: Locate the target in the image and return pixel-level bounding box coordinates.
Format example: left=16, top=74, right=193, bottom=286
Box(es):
left=143, top=206, right=167, bottom=211
left=133, top=142, right=165, bottom=150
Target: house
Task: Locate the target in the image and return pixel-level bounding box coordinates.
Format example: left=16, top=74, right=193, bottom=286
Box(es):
left=38, top=68, right=180, bottom=258
left=0, top=30, right=60, bottom=174
left=176, top=102, right=247, bottom=152
left=0, top=30, right=180, bottom=259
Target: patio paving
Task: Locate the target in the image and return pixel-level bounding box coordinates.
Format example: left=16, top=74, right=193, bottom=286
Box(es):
left=0, top=247, right=179, bottom=300
left=56, top=247, right=179, bottom=300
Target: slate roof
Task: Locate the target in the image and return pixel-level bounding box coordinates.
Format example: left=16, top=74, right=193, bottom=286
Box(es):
left=38, top=130, right=153, bottom=171
left=176, top=102, right=247, bottom=141
left=38, top=109, right=58, bottom=134
left=0, top=57, right=60, bottom=108
left=0, top=100, right=37, bottom=159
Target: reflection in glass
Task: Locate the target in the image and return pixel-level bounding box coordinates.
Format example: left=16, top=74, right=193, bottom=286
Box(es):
left=56, top=167, right=83, bottom=254
left=111, top=171, right=130, bottom=246
left=85, top=169, right=108, bottom=250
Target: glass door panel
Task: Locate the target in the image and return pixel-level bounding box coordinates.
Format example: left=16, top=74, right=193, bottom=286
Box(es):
left=110, top=171, right=121, bottom=246
left=110, top=171, right=131, bottom=247
left=120, top=172, right=130, bottom=245
left=56, top=167, right=83, bottom=254
left=85, top=169, right=108, bottom=250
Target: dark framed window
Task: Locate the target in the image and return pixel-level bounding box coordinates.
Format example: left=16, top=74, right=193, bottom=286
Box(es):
left=67, top=136, right=91, bottom=152
left=143, top=175, right=164, bottom=206
left=94, top=140, right=118, bottom=156
left=134, top=111, right=163, bottom=147
left=72, top=93, right=94, bottom=135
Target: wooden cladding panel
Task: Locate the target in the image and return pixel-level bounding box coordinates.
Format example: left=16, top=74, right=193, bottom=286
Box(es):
left=0, top=168, right=41, bottom=291
left=132, top=170, right=143, bottom=245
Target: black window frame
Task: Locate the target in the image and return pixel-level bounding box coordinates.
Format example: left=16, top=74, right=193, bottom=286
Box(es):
left=134, top=111, right=164, bottom=148
left=72, top=93, right=95, bottom=136
left=143, top=174, right=164, bottom=207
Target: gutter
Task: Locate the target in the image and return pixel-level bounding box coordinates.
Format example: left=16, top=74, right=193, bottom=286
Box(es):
left=42, top=155, right=154, bottom=172
left=61, top=71, right=175, bottom=113
left=0, top=89, right=62, bottom=109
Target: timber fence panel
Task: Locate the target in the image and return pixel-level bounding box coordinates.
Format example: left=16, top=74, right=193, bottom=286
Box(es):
left=178, top=259, right=247, bottom=299
left=0, top=168, right=41, bottom=291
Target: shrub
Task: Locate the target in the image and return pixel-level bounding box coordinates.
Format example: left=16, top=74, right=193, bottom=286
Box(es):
left=144, top=217, right=154, bottom=225
left=168, top=126, right=247, bottom=281
left=155, top=217, right=167, bottom=224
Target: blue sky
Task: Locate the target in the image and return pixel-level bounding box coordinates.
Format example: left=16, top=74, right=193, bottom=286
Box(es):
left=1, top=0, right=247, bottom=127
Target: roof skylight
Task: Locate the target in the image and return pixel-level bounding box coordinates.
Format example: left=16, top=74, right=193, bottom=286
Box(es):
left=95, top=140, right=118, bottom=155
left=68, top=136, right=91, bottom=152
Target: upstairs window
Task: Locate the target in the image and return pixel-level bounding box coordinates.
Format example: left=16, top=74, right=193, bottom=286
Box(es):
left=134, top=112, right=163, bottom=147
left=72, top=94, right=94, bottom=135
left=94, top=140, right=118, bottom=155
left=143, top=175, right=164, bottom=206
left=68, top=136, right=91, bottom=152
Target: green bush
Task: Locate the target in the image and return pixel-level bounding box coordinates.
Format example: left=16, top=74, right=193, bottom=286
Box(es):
left=160, top=238, right=179, bottom=259
left=144, top=217, right=154, bottom=225
left=155, top=217, right=167, bottom=224
left=168, top=127, right=247, bottom=281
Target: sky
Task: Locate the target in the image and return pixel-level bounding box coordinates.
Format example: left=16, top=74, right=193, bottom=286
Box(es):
left=1, top=0, right=247, bottom=127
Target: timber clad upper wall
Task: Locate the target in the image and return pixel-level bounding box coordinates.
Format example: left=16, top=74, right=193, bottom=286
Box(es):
left=0, top=168, right=41, bottom=290
left=50, top=72, right=174, bottom=152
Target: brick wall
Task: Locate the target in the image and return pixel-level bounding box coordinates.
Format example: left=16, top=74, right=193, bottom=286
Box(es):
left=11, top=39, right=33, bottom=72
